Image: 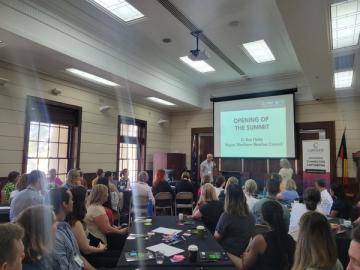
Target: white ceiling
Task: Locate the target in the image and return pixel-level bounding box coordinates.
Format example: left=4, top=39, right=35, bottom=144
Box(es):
left=0, top=0, right=358, bottom=111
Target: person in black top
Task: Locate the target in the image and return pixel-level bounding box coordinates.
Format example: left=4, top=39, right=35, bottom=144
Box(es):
left=175, top=171, right=194, bottom=193
left=192, top=183, right=224, bottom=234
left=228, top=200, right=295, bottom=270
left=330, top=182, right=351, bottom=219
left=152, top=169, right=174, bottom=207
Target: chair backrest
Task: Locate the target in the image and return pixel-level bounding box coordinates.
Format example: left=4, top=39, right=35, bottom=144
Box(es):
left=175, top=192, right=193, bottom=201
left=155, top=192, right=172, bottom=201
left=131, top=195, right=148, bottom=209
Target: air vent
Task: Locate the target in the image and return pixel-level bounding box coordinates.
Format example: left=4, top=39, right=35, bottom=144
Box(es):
left=335, top=54, right=355, bottom=70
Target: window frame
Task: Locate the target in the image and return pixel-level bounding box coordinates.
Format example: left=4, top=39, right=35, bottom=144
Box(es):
left=22, top=96, right=82, bottom=174
left=116, top=116, right=147, bottom=181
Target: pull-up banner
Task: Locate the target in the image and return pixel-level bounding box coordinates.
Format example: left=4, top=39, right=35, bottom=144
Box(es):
left=302, top=140, right=331, bottom=189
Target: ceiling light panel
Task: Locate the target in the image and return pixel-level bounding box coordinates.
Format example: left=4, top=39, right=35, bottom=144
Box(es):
left=242, top=40, right=276, bottom=63
left=331, top=0, right=360, bottom=49
left=66, top=68, right=120, bottom=87
left=89, top=0, right=144, bottom=22
left=334, top=70, right=353, bottom=88
left=146, top=97, right=176, bottom=106
left=179, top=56, right=215, bottom=73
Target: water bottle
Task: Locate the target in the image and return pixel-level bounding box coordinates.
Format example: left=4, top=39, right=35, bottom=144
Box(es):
left=146, top=199, right=153, bottom=217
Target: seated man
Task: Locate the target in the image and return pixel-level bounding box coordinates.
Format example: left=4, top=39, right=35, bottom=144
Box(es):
left=49, top=187, right=95, bottom=270
left=253, top=173, right=290, bottom=230
left=0, top=223, right=24, bottom=270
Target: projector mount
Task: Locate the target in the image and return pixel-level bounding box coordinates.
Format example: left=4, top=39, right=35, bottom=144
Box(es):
left=190, top=30, right=202, bottom=57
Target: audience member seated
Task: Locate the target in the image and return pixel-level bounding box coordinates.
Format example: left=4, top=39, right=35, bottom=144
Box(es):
left=279, top=159, right=293, bottom=192
left=289, top=187, right=321, bottom=240
left=244, top=179, right=259, bottom=212
left=64, top=169, right=82, bottom=189
left=277, top=179, right=299, bottom=205
left=47, top=168, right=63, bottom=188
left=131, top=171, right=155, bottom=205
left=175, top=171, right=194, bottom=194
left=253, top=174, right=290, bottom=230
left=10, top=170, right=45, bottom=222
left=117, top=168, right=130, bottom=190
left=104, top=171, right=123, bottom=212
left=330, top=183, right=351, bottom=219
left=10, top=174, right=28, bottom=201
left=315, top=178, right=333, bottom=215
left=1, top=171, right=20, bottom=204
left=97, top=177, right=118, bottom=224
left=228, top=200, right=295, bottom=270
left=214, top=175, right=225, bottom=198
left=152, top=169, right=174, bottom=203
left=347, top=225, right=360, bottom=270
left=67, top=186, right=119, bottom=268
left=292, top=211, right=343, bottom=270
left=17, top=205, right=57, bottom=269
left=192, top=183, right=224, bottom=234
left=214, top=184, right=255, bottom=256
left=49, top=187, right=95, bottom=270
left=0, top=223, right=24, bottom=270
left=198, top=174, right=212, bottom=198
left=218, top=176, right=239, bottom=203
left=84, top=184, right=128, bottom=251
left=91, top=169, right=103, bottom=187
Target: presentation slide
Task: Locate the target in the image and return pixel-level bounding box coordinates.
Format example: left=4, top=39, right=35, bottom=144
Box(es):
left=214, top=93, right=295, bottom=158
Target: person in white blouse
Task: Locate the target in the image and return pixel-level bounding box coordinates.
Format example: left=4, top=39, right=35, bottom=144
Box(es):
left=315, top=179, right=333, bottom=215
left=279, top=159, right=294, bottom=192
left=243, top=179, right=259, bottom=212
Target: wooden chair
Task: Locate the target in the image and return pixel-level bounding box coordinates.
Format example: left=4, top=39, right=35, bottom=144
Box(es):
left=175, top=192, right=193, bottom=215
left=128, top=195, right=149, bottom=226
left=154, top=192, right=173, bottom=216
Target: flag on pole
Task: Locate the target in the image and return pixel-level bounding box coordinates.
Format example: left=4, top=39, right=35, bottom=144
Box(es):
left=337, top=128, right=349, bottom=185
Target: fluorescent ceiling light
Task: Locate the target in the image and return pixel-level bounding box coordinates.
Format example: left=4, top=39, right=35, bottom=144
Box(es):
left=66, top=68, right=119, bottom=87
left=242, top=40, right=275, bottom=63
left=179, top=56, right=215, bottom=73
left=331, top=0, right=360, bottom=49
left=334, top=70, right=353, bottom=88
left=147, top=97, right=176, bottom=106
left=90, top=0, right=144, bottom=22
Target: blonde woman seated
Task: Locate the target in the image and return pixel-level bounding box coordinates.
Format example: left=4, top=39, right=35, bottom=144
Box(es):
left=218, top=176, right=239, bottom=203
left=244, top=179, right=259, bottom=212
left=192, top=183, right=224, bottom=234
left=279, top=159, right=293, bottom=192
left=84, top=184, right=128, bottom=251
left=276, top=179, right=299, bottom=204
left=65, top=169, right=82, bottom=189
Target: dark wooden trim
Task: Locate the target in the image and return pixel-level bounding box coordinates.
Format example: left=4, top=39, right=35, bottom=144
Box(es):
left=210, top=88, right=297, bottom=102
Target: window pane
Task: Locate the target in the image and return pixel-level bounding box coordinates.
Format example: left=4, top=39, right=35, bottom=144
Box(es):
left=28, top=142, right=38, bottom=158
left=29, top=123, right=39, bottom=141
left=59, top=159, right=67, bottom=174
left=133, top=125, right=138, bottom=137
left=49, top=159, right=58, bottom=172
left=50, top=126, right=59, bottom=142
left=27, top=159, right=38, bottom=172
left=38, top=142, right=49, bottom=158
left=58, top=143, right=67, bottom=158
left=38, top=159, right=49, bottom=173
left=49, top=143, right=58, bottom=157
left=59, top=128, right=68, bottom=143
left=39, top=124, right=50, bottom=142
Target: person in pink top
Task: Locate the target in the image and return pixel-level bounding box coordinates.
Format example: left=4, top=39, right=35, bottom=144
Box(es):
left=47, top=168, right=63, bottom=188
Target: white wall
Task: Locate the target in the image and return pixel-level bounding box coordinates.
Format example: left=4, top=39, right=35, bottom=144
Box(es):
left=0, top=64, right=171, bottom=176
left=170, top=97, right=360, bottom=178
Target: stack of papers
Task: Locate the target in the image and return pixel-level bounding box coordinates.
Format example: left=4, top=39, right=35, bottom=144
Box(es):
left=146, top=243, right=184, bottom=257
left=152, top=227, right=182, bottom=235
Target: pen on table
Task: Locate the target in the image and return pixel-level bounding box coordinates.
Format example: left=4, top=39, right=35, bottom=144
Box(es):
left=181, top=236, right=186, bottom=241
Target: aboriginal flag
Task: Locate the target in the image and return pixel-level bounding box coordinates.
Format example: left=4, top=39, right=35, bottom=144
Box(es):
left=337, top=128, right=349, bottom=185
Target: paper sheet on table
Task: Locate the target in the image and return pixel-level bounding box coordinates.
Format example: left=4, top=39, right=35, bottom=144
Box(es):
left=146, top=243, right=184, bottom=257
left=152, top=227, right=182, bottom=235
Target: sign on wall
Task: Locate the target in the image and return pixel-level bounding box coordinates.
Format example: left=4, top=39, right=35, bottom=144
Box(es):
left=302, top=140, right=331, bottom=189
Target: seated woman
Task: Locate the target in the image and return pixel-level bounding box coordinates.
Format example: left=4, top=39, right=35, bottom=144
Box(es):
left=131, top=171, right=155, bottom=205
left=218, top=176, right=239, bottom=203
left=192, top=183, right=223, bottom=234
left=97, top=177, right=121, bottom=224
left=175, top=171, right=193, bottom=193
left=1, top=171, right=20, bottom=204
left=214, top=175, right=225, bottom=198
left=277, top=179, right=299, bottom=204
left=197, top=174, right=212, bottom=199
left=17, top=205, right=58, bottom=269
left=10, top=173, right=28, bottom=201
left=228, top=200, right=295, bottom=270
left=244, top=179, right=259, bottom=212
left=292, top=211, right=343, bottom=270
left=152, top=169, right=174, bottom=197
left=330, top=183, right=351, bottom=219
left=84, top=184, right=128, bottom=251
left=214, top=183, right=255, bottom=256
left=289, top=187, right=321, bottom=241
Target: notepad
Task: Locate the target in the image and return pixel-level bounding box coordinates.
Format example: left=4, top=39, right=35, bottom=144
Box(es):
left=152, top=227, right=182, bottom=235
left=146, top=243, right=184, bottom=257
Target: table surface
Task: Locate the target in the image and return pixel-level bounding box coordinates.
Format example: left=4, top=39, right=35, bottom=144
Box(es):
left=117, top=216, right=235, bottom=269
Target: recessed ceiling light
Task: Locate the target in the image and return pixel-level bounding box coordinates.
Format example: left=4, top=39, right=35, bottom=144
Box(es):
left=334, top=70, right=353, bottom=89
left=242, top=40, right=275, bottom=63
left=146, top=97, right=176, bottom=106
left=65, top=68, right=120, bottom=87
left=331, top=0, right=360, bottom=49
left=89, top=0, right=144, bottom=22
left=179, top=56, right=215, bottom=73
